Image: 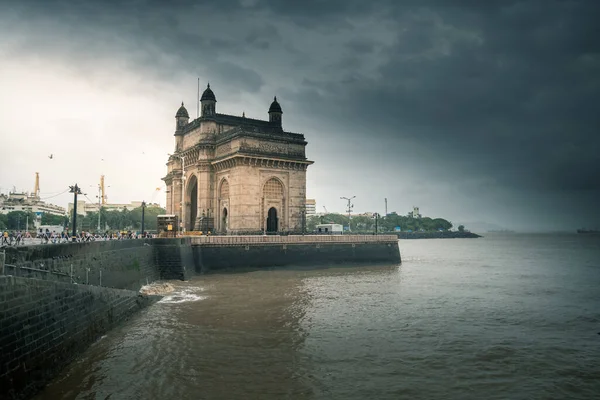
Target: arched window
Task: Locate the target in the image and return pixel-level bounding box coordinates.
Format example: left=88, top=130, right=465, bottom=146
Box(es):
left=219, top=179, right=229, bottom=199
left=263, top=178, right=283, bottom=199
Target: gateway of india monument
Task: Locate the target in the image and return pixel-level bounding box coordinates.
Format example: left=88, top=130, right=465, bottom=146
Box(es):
left=163, top=84, right=313, bottom=233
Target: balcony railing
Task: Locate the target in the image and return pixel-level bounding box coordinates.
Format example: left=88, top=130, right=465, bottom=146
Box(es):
left=189, top=234, right=398, bottom=245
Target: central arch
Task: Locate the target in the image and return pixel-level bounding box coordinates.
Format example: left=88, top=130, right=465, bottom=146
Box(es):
left=263, top=177, right=285, bottom=232
left=219, top=179, right=230, bottom=232
left=187, top=175, right=198, bottom=231
left=266, top=207, right=278, bottom=232
left=222, top=207, right=228, bottom=232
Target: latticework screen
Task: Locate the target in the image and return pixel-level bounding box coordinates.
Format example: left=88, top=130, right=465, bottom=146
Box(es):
left=263, top=178, right=283, bottom=199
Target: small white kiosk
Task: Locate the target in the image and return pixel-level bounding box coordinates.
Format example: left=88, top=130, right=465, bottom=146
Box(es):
left=315, top=224, right=343, bottom=235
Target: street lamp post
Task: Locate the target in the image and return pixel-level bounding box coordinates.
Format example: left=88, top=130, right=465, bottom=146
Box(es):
left=96, top=184, right=102, bottom=232
left=340, top=196, right=356, bottom=233
left=69, top=184, right=82, bottom=242
left=141, top=201, right=146, bottom=237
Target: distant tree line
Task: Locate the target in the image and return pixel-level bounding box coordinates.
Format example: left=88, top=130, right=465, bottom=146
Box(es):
left=306, top=212, right=454, bottom=233
left=0, top=206, right=166, bottom=232
left=71, top=206, right=167, bottom=232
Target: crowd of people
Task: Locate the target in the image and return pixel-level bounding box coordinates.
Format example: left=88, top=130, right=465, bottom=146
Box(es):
left=1, top=228, right=156, bottom=247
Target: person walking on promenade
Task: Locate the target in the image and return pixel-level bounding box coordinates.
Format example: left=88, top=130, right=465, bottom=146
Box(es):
left=1, top=230, right=9, bottom=246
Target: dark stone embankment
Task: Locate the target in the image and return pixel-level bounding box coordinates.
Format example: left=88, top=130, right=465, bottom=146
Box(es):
left=1, top=239, right=191, bottom=289
left=0, top=239, right=190, bottom=400
left=191, top=235, right=401, bottom=273
left=195, top=242, right=401, bottom=272
left=0, top=276, right=160, bottom=400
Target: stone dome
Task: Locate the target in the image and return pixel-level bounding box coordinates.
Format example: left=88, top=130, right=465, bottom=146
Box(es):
left=175, top=102, right=189, bottom=118
left=268, top=96, right=282, bottom=113
left=201, top=83, right=217, bottom=102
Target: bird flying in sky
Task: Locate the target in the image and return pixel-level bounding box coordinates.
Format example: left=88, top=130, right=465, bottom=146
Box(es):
left=48, top=154, right=53, bottom=159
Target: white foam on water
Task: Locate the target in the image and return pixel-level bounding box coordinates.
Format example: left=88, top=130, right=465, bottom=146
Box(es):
left=159, top=288, right=207, bottom=304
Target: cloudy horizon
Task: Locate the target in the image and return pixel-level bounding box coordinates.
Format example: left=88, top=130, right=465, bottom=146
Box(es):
left=1, top=0, right=599, bottom=232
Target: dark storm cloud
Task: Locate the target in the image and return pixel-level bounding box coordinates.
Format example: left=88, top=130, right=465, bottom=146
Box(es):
left=2, top=0, right=599, bottom=227
left=285, top=0, right=600, bottom=193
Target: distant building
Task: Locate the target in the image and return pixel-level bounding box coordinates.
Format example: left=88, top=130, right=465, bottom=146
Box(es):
left=305, top=199, right=316, bottom=216
left=316, top=223, right=343, bottom=234
left=67, top=201, right=161, bottom=216
left=0, top=192, right=66, bottom=217
left=408, top=206, right=421, bottom=219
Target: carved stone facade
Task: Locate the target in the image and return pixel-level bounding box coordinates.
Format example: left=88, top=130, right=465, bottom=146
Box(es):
left=162, top=85, right=313, bottom=233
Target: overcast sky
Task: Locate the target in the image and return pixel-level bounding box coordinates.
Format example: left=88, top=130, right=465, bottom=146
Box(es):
left=1, top=0, right=598, bottom=232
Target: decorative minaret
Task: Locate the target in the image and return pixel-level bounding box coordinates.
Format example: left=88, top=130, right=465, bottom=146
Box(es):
left=175, top=102, right=189, bottom=151
left=175, top=102, right=189, bottom=131
left=200, top=83, right=217, bottom=117
left=268, top=96, right=282, bottom=127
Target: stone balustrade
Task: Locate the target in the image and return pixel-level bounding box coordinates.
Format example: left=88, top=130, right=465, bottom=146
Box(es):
left=189, top=234, right=398, bottom=245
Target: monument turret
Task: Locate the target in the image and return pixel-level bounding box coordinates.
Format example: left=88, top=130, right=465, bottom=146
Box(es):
left=200, top=83, right=216, bottom=118
left=268, top=96, right=282, bottom=127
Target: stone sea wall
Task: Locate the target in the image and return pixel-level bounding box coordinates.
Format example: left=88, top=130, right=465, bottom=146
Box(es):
left=151, top=238, right=195, bottom=281
left=194, top=240, right=401, bottom=272
left=0, top=276, right=159, bottom=400
left=1, top=239, right=190, bottom=290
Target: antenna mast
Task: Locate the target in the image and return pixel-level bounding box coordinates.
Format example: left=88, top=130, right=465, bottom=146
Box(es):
left=385, top=198, right=388, bottom=216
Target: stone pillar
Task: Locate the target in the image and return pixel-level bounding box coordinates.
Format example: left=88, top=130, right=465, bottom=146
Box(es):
left=172, top=179, right=183, bottom=228
left=288, top=167, right=307, bottom=231
left=165, top=182, right=173, bottom=214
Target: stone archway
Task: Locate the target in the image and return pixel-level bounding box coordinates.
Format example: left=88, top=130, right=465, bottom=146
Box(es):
left=263, top=178, right=285, bottom=232
left=222, top=207, right=228, bottom=232
left=187, top=175, right=198, bottom=231
left=266, top=207, right=278, bottom=232
left=219, top=179, right=229, bottom=232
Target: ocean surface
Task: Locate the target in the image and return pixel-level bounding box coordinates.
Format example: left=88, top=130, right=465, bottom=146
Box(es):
left=34, top=234, right=600, bottom=400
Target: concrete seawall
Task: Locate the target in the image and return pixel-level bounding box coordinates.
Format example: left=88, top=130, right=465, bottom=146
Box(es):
left=0, top=276, right=159, bottom=400
left=1, top=239, right=190, bottom=290
left=190, top=235, right=402, bottom=272
left=3, top=235, right=401, bottom=283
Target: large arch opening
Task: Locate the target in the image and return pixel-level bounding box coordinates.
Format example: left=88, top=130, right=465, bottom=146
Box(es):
left=263, top=178, right=284, bottom=232
left=219, top=179, right=230, bottom=232
left=266, top=207, right=278, bottom=232
left=187, top=175, right=198, bottom=231
left=222, top=207, right=228, bottom=232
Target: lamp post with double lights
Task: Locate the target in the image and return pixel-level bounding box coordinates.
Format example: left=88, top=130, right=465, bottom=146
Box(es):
left=69, top=184, right=82, bottom=242
left=141, top=201, right=146, bottom=237
left=340, top=196, right=355, bottom=232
